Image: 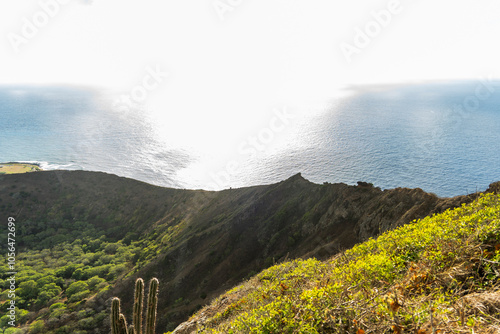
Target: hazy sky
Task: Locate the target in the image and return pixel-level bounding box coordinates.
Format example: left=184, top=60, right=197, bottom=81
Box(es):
left=1, top=0, right=499, bottom=125
left=2, top=1, right=499, bottom=82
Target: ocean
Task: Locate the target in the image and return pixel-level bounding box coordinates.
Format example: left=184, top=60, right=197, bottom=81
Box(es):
left=1, top=81, right=499, bottom=197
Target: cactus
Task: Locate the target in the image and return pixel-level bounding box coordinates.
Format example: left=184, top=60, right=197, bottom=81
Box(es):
left=118, top=314, right=129, bottom=334
left=111, top=278, right=159, bottom=334
left=111, top=297, right=128, bottom=334
left=133, top=278, right=144, bottom=333
left=145, top=278, right=159, bottom=334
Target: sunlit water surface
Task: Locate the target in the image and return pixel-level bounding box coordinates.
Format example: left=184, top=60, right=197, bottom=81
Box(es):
left=1, top=82, right=499, bottom=197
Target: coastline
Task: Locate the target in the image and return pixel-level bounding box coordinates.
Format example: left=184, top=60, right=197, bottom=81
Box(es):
left=0, top=162, right=42, bottom=174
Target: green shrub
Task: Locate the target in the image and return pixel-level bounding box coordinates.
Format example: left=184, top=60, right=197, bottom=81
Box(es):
left=28, top=319, right=45, bottom=334
left=49, top=303, right=65, bottom=310
left=18, top=280, right=38, bottom=300
left=68, top=290, right=91, bottom=303
left=86, top=276, right=106, bottom=291
left=66, top=281, right=89, bottom=298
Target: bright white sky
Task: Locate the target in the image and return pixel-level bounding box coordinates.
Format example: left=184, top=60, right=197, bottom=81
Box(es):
left=2, top=0, right=500, bottom=87
left=1, top=0, right=499, bottom=148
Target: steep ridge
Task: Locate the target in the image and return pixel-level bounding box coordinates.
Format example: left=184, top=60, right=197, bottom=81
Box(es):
left=172, top=190, right=500, bottom=333
left=0, top=171, right=480, bottom=332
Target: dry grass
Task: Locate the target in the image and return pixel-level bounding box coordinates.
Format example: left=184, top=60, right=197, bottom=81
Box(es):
left=0, top=162, right=41, bottom=174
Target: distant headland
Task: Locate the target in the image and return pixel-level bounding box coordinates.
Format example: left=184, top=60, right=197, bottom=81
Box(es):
left=0, top=162, right=42, bottom=174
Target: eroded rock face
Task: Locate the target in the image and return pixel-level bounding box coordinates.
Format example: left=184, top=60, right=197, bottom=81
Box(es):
left=171, top=320, right=198, bottom=334
left=487, top=181, right=500, bottom=194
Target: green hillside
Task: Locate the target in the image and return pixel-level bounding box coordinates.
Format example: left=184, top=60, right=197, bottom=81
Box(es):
left=0, top=171, right=490, bottom=333
left=172, top=192, right=500, bottom=333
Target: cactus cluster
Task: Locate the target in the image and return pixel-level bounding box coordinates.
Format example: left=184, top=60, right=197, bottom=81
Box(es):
left=111, top=278, right=159, bottom=334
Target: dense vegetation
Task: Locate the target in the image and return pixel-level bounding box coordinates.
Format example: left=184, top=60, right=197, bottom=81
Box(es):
left=176, top=193, right=500, bottom=333
left=0, top=228, right=161, bottom=334
left=0, top=170, right=197, bottom=332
